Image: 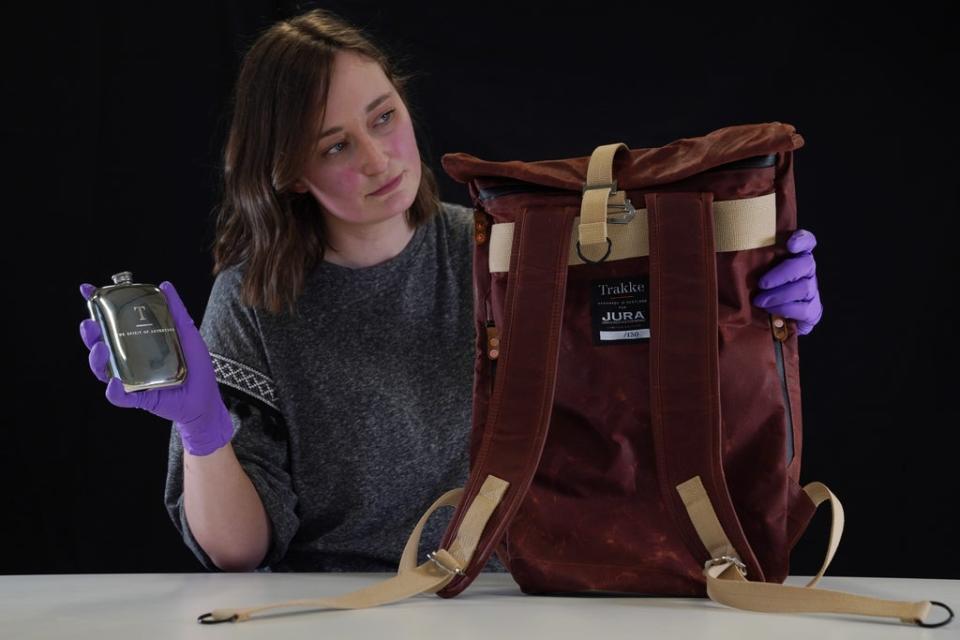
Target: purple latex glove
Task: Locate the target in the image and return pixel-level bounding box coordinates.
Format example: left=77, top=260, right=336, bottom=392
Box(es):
left=79, top=280, right=234, bottom=456
left=752, top=228, right=824, bottom=335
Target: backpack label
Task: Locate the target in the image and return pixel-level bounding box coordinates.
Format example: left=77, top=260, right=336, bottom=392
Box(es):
left=590, top=276, right=650, bottom=345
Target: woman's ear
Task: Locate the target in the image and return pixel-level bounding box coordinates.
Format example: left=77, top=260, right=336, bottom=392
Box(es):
left=291, top=179, right=308, bottom=194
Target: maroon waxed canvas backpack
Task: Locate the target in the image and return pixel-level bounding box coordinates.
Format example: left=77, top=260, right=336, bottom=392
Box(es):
left=197, top=122, right=953, bottom=628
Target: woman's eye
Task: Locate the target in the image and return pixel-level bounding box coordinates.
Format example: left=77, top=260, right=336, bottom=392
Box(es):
left=323, top=110, right=395, bottom=157
left=325, top=142, right=346, bottom=156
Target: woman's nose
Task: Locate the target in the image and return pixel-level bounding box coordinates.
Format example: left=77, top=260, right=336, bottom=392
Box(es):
left=357, top=132, right=389, bottom=175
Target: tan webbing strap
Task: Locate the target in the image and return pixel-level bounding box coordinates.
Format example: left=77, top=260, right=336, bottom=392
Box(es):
left=397, top=477, right=509, bottom=585
left=489, top=192, right=776, bottom=273
left=675, top=475, right=946, bottom=626
left=578, top=142, right=629, bottom=252
left=196, top=475, right=509, bottom=624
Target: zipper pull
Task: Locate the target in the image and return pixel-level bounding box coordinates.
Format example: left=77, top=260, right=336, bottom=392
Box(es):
left=770, top=314, right=789, bottom=341
left=486, top=321, right=500, bottom=359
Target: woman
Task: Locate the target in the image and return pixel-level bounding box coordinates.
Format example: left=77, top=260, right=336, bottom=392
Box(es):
left=77, top=8, right=823, bottom=573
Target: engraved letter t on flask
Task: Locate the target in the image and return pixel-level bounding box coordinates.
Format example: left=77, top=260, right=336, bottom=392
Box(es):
left=86, top=271, right=188, bottom=392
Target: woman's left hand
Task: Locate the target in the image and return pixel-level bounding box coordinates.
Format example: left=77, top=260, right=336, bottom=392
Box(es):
left=752, top=229, right=824, bottom=336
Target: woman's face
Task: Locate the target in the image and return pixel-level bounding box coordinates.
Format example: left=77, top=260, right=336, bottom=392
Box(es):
left=293, top=50, right=422, bottom=227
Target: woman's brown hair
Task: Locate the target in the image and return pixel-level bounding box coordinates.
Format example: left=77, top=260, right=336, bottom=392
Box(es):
left=210, top=8, right=440, bottom=316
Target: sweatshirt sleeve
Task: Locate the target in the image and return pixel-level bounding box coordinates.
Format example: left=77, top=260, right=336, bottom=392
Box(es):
left=163, top=266, right=299, bottom=571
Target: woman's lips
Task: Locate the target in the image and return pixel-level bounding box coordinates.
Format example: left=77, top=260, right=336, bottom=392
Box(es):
left=368, top=172, right=403, bottom=196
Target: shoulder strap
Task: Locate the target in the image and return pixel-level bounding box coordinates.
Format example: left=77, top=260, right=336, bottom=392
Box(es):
left=675, top=475, right=953, bottom=626
left=196, top=475, right=510, bottom=623
left=649, top=190, right=952, bottom=628
left=437, top=142, right=631, bottom=597
left=436, top=204, right=577, bottom=597
left=646, top=190, right=765, bottom=580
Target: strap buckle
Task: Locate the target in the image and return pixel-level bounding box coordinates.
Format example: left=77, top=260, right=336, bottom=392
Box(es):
left=582, top=181, right=636, bottom=224
left=607, top=197, right=636, bottom=224
left=427, top=550, right=466, bottom=577
left=704, top=554, right=748, bottom=577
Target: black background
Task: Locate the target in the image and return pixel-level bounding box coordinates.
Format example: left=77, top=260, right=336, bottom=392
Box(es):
left=6, top=2, right=958, bottom=578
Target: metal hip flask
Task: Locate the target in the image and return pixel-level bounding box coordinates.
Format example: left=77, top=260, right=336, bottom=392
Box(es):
left=86, top=271, right=187, bottom=392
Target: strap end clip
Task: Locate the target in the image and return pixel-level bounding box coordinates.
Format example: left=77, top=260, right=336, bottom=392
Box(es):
left=704, top=554, right=748, bottom=577
left=427, top=550, right=466, bottom=577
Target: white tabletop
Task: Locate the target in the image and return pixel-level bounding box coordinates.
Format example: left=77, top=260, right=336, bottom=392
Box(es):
left=1, top=573, right=955, bottom=638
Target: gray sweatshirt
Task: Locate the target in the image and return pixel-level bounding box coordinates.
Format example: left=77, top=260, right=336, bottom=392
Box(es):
left=164, top=200, right=506, bottom=573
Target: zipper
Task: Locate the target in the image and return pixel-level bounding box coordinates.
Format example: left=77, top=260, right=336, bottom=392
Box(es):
left=486, top=319, right=499, bottom=390
left=474, top=206, right=499, bottom=391
left=476, top=153, right=777, bottom=201
left=771, top=315, right=795, bottom=465
left=485, top=295, right=499, bottom=393
left=479, top=183, right=570, bottom=201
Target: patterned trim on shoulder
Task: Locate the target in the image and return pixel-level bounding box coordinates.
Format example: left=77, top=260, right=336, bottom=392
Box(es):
left=210, top=352, right=279, bottom=412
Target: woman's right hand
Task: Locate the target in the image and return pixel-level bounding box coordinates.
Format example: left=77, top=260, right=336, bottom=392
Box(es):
left=79, top=280, right=234, bottom=456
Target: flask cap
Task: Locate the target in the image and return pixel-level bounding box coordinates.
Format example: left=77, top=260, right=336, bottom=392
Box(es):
left=111, top=271, right=133, bottom=285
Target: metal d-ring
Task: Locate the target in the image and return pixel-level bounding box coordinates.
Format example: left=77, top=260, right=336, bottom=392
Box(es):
left=576, top=237, right=613, bottom=264
left=916, top=600, right=954, bottom=628
left=197, top=612, right=238, bottom=624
